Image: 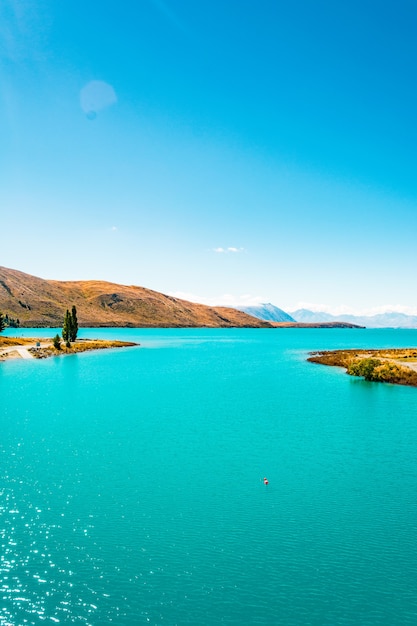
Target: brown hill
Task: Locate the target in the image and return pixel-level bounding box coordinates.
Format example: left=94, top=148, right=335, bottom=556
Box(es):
left=0, top=266, right=271, bottom=328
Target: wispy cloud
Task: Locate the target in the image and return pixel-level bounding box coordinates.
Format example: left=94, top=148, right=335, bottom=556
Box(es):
left=212, top=247, right=245, bottom=254
left=292, top=302, right=417, bottom=316
left=169, top=291, right=265, bottom=307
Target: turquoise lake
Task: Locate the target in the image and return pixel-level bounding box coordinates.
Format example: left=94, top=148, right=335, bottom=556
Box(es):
left=1, top=328, right=417, bottom=625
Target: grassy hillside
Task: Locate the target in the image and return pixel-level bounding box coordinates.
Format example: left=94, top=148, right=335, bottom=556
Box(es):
left=0, top=266, right=271, bottom=328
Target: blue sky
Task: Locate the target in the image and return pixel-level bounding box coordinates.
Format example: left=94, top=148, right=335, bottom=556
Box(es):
left=1, top=0, right=417, bottom=314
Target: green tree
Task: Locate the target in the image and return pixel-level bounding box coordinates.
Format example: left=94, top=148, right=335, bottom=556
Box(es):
left=0, top=311, right=5, bottom=334
left=62, top=305, right=78, bottom=346
left=69, top=305, right=78, bottom=342
left=53, top=334, right=62, bottom=350
left=62, top=309, right=71, bottom=346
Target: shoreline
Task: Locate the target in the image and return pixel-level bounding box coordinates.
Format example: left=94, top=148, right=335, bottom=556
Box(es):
left=308, top=348, right=417, bottom=387
left=0, top=337, right=139, bottom=361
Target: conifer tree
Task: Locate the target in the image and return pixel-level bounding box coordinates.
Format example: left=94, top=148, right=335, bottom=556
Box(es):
left=62, top=306, right=78, bottom=346
left=0, top=311, right=5, bottom=334
left=62, top=309, right=71, bottom=345
left=70, top=305, right=78, bottom=342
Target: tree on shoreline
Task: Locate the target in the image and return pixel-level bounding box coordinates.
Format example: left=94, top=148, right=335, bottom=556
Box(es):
left=62, top=310, right=71, bottom=346
left=62, top=305, right=78, bottom=346
left=0, top=311, right=5, bottom=334
left=70, top=305, right=78, bottom=342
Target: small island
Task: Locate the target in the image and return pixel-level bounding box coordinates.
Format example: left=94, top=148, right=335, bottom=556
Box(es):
left=308, top=348, right=417, bottom=387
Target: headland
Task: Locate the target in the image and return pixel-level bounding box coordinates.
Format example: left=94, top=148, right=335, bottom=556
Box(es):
left=308, top=348, right=417, bottom=387
left=0, top=336, right=138, bottom=361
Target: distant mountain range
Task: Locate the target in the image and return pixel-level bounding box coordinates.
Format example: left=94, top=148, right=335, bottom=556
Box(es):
left=289, top=309, right=417, bottom=329
left=235, top=303, right=417, bottom=328
left=236, top=303, right=295, bottom=323
left=0, top=267, right=270, bottom=328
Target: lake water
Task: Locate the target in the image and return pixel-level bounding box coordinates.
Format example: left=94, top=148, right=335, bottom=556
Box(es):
left=1, top=328, right=417, bottom=625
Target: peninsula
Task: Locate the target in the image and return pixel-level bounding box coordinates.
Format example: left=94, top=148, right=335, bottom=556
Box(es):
left=0, top=336, right=138, bottom=361
left=308, top=348, right=417, bottom=387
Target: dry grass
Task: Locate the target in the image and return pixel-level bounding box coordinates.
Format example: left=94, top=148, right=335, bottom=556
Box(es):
left=29, top=339, right=138, bottom=359
left=0, top=336, right=41, bottom=346
left=308, top=348, right=417, bottom=387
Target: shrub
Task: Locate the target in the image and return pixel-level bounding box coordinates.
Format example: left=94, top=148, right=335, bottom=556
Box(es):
left=53, top=334, right=61, bottom=350
left=347, top=357, right=417, bottom=386
left=347, top=358, right=382, bottom=380
left=372, top=362, right=417, bottom=385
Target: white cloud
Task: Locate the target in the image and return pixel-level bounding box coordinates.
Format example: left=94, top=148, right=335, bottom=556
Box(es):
left=168, top=293, right=417, bottom=317
left=212, top=246, right=245, bottom=254
left=356, top=304, right=417, bottom=316
left=215, top=293, right=264, bottom=306
left=169, top=291, right=266, bottom=307
left=291, top=301, right=417, bottom=316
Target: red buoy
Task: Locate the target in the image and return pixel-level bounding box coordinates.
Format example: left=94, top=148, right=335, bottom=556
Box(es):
left=263, top=477, right=269, bottom=485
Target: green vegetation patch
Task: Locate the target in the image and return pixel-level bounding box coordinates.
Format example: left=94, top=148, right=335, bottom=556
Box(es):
left=308, top=348, right=417, bottom=387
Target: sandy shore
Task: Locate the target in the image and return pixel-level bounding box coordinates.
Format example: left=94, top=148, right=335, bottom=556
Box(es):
left=0, top=338, right=44, bottom=360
